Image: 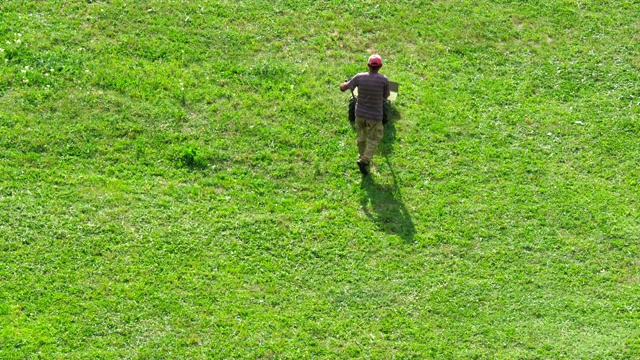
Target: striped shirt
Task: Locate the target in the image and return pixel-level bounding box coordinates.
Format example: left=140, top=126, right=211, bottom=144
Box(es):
left=347, top=72, right=390, bottom=121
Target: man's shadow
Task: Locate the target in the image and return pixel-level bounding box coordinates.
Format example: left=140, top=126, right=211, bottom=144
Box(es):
left=360, top=106, right=416, bottom=242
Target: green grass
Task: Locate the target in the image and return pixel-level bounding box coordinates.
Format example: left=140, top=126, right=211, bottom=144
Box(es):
left=1, top=0, right=640, bottom=358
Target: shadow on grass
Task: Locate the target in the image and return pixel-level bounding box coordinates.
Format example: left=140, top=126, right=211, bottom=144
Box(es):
left=379, top=102, right=401, bottom=157
left=360, top=107, right=416, bottom=243
left=360, top=175, right=416, bottom=242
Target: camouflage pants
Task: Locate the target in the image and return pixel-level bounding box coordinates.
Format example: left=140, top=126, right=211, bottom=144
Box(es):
left=355, top=117, right=384, bottom=164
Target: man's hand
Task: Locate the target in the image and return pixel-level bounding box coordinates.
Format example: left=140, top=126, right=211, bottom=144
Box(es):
left=340, top=82, right=349, bottom=92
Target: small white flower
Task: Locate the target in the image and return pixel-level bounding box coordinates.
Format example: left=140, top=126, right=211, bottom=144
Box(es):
left=50, top=68, right=54, bottom=72
left=15, top=39, right=21, bottom=44
left=5, top=41, right=10, bottom=45
left=23, top=79, right=29, bottom=83
left=0, top=48, right=4, bottom=52
left=21, top=69, right=27, bottom=73
left=44, top=73, right=49, bottom=77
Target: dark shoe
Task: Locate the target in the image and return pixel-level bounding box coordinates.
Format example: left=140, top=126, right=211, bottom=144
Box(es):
left=357, top=160, right=369, bottom=176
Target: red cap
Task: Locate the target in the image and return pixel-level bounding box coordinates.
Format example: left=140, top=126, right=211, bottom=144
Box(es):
left=368, top=54, right=382, bottom=66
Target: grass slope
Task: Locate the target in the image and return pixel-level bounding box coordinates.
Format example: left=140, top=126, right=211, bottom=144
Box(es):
left=1, top=0, right=640, bottom=358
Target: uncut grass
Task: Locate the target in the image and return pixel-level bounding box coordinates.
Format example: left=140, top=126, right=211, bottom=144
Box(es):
left=1, top=0, right=640, bottom=358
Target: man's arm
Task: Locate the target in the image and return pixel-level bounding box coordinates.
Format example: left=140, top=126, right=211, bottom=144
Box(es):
left=341, top=75, right=357, bottom=92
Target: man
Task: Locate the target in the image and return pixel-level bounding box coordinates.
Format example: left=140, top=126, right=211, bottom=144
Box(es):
left=340, top=54, right=390, bottom=176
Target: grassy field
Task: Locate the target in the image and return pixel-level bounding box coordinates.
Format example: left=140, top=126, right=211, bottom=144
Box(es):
left=1, top=0, right=640, bottom=358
